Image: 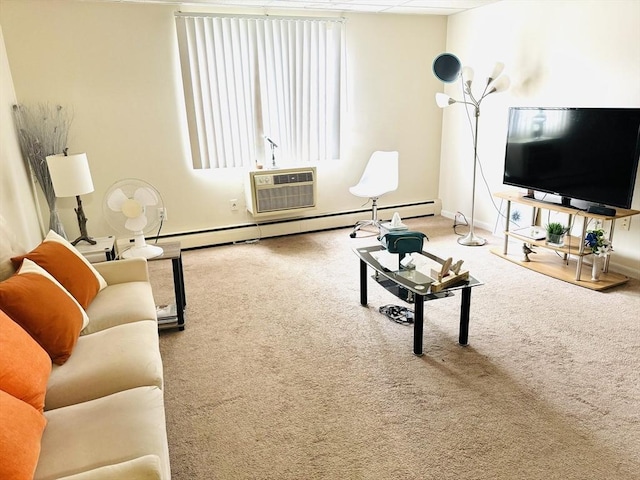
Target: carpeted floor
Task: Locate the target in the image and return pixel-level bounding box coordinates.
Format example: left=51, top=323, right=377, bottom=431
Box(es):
left=149, top=215, right=640, bottom=479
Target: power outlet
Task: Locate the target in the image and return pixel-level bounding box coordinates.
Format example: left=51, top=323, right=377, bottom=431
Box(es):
left=593, top=219, right=603, bottom=230
left=230, top=199, right=238, bottom=211
left=619, top=216, right=631, bottom=230
left=159, top=207, right=167, bottom=221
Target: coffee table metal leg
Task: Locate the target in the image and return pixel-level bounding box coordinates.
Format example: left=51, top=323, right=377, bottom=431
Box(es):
left=413, top=294, right=425, bottom=356
left=459, top=286, right=471, bottom=345
left=359, top=259, right=368, bottom=306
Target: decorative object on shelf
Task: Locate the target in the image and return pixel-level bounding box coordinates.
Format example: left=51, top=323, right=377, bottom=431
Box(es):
left=522, top=243, right=535, bottom=262
left=12, top=103, right=73, bottom=238
left=591, top=256, right=603, bottom=282
left=584, top=228, right=613, bottom=282
left=432, top=53, right=510, bottom=246
left=545, top=222, right=568, bottom=246
left=584, top=228, right=613, bottom=257
left=46, top=151, right=96, bottom=246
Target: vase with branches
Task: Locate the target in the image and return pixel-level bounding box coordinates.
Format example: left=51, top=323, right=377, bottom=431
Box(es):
left=12, top=103, right=73, bottom=237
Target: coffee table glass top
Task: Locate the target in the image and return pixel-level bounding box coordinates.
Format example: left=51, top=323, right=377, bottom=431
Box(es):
left=354, top=245, right=482, bottom=296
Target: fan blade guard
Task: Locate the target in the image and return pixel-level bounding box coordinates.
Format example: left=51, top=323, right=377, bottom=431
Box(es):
left=134, top=187, right=159, bottom=207
left=103, top=178, right=164, bottom=240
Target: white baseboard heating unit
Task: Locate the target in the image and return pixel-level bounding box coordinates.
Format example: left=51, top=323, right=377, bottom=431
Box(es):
left=246, top=166, right=317, bottom=217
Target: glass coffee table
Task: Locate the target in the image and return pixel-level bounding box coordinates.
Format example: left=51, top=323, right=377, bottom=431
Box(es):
left=354, top=245, right=483, bottom=356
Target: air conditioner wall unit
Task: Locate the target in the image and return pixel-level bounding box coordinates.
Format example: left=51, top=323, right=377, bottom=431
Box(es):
left=246, top=166, right=317, bottom=217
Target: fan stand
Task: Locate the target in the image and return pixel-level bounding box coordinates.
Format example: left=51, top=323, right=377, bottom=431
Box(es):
left=121, top=233, right=164, bottom=259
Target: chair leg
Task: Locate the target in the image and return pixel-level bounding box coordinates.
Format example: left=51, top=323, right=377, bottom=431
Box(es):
left=350, top=198, right=382, bottom=238
left=371, top=198, right=378, bottom=222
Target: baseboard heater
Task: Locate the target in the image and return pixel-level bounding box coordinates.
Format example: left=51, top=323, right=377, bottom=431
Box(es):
left=155, top=200, right=437, bottom=249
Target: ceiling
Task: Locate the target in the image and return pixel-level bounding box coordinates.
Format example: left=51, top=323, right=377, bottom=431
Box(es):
left=104, top=0, right=501, bottom=16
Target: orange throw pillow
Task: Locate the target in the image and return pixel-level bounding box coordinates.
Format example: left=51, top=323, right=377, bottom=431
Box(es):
left=0, top=310, right=51, bottom=412
left=0, top=390, right=47, bottom=480
left=0, top=260, right=86, bottom=365
left=11, top=236, right=102, bottom=310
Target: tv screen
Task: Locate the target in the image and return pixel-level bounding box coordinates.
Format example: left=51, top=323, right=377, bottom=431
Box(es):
left=503, top=107, right=640, bottom=210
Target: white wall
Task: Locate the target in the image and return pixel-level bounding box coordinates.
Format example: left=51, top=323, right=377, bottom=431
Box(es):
left=2, top=0, right=639, bottom=276
left=440, top=0, right=640, bottom=276
left=0, top=0, right=446, bottom=246
left=0, top=25, right=42, bottom=249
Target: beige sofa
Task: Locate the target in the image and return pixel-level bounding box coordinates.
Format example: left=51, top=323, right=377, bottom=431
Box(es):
left=0, top=226, right=171, bottom=480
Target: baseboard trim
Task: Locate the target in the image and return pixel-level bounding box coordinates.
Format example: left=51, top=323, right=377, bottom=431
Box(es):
left=151, top=200, right=440, bottom=250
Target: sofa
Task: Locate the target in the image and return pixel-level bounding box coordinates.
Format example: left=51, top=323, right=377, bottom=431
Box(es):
left=0, top=225, right=171, bottom=480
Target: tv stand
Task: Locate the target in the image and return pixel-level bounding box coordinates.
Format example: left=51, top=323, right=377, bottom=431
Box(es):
left=492, top=191, right=639, bottom=291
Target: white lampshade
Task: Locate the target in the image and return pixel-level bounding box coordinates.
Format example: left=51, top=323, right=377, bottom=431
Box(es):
left=488, top=62, right=505, bottom=81
left=489, top=75, right=511, bottom=93
left=461, top=66, right=474, bottom=86
left=46, top=153, right=94, bottom=198
left=435, top=92, right=455, bottom=108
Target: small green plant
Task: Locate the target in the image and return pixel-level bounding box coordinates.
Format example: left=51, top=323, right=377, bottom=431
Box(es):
left=546, top=222, right=567, bottom=235
left=546, top=222, right=567, bottom=245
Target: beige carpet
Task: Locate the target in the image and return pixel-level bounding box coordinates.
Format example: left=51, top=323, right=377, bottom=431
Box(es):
left=149, top=215, right=640, bottom=480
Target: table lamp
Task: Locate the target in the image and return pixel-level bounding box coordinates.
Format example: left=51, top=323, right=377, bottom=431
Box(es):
left=46, top=152, right=97, bottom=246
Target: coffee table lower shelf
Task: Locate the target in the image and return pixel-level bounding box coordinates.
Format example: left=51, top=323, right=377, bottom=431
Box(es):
left=490, top=248, right=629, bottom=291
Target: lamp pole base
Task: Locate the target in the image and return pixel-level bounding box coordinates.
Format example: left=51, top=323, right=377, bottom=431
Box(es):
left=72, top=195, right=96, bottom=246
left=457, top=232, right=486, bottom=246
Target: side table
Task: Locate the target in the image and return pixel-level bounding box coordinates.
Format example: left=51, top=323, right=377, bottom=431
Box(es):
left=75, top=236, right=116, bottom=263
left=148, top=242, right=186, bottom=331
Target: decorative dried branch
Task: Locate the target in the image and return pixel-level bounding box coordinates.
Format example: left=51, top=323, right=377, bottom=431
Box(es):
left=12, top=103, right=73, bottom=237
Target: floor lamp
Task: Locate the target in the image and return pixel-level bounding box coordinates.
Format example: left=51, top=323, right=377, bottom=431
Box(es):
left=433, top=53, right=510, bottom=246
left=46, top=152, right=97, bottom=246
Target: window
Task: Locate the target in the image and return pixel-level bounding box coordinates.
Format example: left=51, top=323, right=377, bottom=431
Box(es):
left=175, top=13, right=344, bottom=169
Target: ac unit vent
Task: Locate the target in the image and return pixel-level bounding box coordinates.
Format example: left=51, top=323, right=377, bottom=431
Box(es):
left=246, top=167, right=317, bottom=217
left=273, top=171, right=314, bottom=184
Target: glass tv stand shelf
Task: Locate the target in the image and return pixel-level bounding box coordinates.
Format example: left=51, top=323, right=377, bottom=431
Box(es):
left=492, top=191, right=639, bottom=291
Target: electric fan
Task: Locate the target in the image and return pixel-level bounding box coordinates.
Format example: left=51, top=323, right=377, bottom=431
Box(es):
left=103, top=179, right=164, bottom=259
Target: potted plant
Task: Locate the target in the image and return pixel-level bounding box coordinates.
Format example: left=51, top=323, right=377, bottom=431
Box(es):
left=546, top=222, right=567, bottom=246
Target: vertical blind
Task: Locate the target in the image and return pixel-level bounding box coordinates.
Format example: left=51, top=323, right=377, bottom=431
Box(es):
left=175, top=13, right=344, bottom=169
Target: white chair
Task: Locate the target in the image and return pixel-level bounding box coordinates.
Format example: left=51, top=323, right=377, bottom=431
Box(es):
left=349, top=150, right=399, bottom=238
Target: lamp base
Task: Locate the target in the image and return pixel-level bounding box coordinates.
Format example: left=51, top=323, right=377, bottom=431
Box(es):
left=457, top=232, right=486, bottom=246
left=71, top=235, right=96, bottom=246
left=73, top=195, right=95, bottom=246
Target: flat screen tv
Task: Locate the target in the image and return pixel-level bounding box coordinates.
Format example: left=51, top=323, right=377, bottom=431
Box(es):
left=502, top=107, right=640, bottom=210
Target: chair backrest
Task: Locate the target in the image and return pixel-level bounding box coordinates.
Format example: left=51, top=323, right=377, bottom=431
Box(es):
left=354, top=150, right=399, bottom=197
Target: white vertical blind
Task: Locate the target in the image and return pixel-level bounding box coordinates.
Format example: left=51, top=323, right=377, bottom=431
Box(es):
left=176, top=13, right=344, bottom=169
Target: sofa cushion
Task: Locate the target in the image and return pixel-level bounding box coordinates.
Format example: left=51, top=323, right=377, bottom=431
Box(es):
left=45, top=320, right=163, bottom=410
left=82, top=281, right=157, bottom=335
left=0, top=259, right=88, bottom=365
left=56, top=455, right=162, bottom=480
left=36, top=386, right=171, bottom=480
left=11, top=230, right=107, bottom=310
left=0, top=310, right=51, bottom=412
left=0, top=389, right=47, bottom=480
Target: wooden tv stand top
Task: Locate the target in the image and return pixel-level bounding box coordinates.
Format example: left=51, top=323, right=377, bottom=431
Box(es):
left=493, top=191, right=640, bottom=219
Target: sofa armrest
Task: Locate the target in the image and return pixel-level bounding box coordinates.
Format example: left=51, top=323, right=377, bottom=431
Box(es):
left=56, top=455, right=162, bottom=480
left=93, top=257, right=150, bottom=284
